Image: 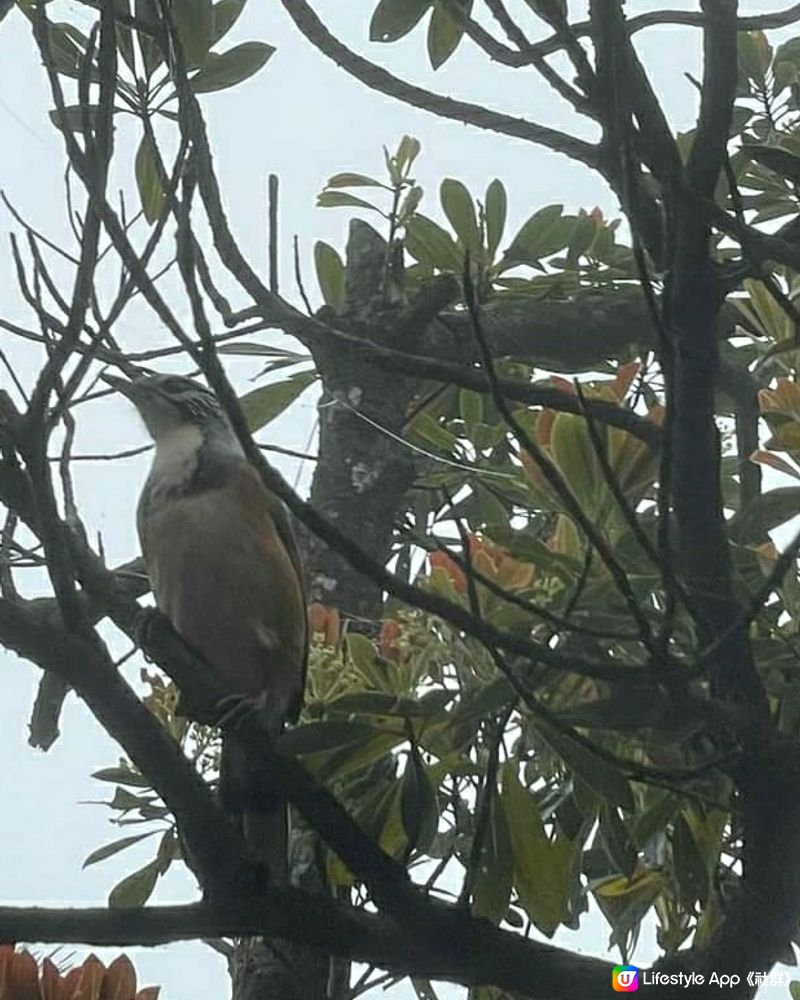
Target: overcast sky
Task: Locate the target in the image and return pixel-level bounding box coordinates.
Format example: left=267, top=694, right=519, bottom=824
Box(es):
left=0, top=1, right=796, bottom=998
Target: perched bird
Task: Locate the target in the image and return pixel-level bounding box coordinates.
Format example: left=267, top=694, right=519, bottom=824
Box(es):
left=105, top=372, right=307, bottom=882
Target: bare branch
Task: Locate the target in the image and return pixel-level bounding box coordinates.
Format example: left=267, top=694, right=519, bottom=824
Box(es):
left=0, top=898, right=613, bottom=998
left=531, top=3, right=800, bottom=60
left=279, top=0, right=600, bottom=167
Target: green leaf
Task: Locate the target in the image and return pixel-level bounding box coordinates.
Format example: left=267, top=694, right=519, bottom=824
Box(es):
left=632, top=793, right=680, bottom=848
left=173, top=0, right=213, bottom=67
left=728, top=486, right=800, bottom=543
left=408, top=412, right=458, bottom=454
left=113, top=0, right=136, bottom=74
left=211, top=0, right=247, bottom=45
left=190, top=41, right=275, bottom=93
left=345, top=632, right=377, bottom=671
left=109, top=787, right=156, bottom=812
left=277, top=720, right=382, bottom=755
left=472, top=791, right=513, bottom=924
left=83, top=831, right=158, bottom=868
left=556, top=689, right=682, bottom=732
left=427, top=0, right=471, bottom=69
left=504, top=204, right=571, bottom=264
left=319, top=732, right=403, bottom=782
left=404, top=214, right=462, bottom=270
left=135, top=0, right=164, bottom=77
left=48, top=105, right=99, bottom=133
left=599, top=804, right=637, bottom=878
left=314, top=241, right=346, bottom=310
left=325, top=173, right=383, bottom=188
left=155, top=828, right=181, bottom=873
left=401, top=752, right=439, bottom=853
left=92, top=766, right=151, bottom=788
left=566, top=212, right=597, bottom=266
left=789, top=981, right=800, bottom=1000
left=395, top=134, right=422, bottom=174
left=502, top=763, right=571, bottom=935
left=450, top=676, right=515, bottom=739
left=216, top=343, right=309, bottom=360
left=239, top=370, right=316, bottom=431
left=671, top=814, right=709, bottom=907
left=548, top=412, right=600, bottom=511
left=317, top=191, right=382, bottom=213
left=330, top=691, right=452, bottom=717
left=774, top=38, right=800, bottom=96
left=43, top=22, right=88, bottom=78
left=484, top=179, right=507, bottom=259
left=399, top=185, right=423, bottom=223
left=108, top=859, right=160, bottom=908
left=745, top=143, right=800, bottom=184
left=459, top=388, right=484, bottom=429
left=476, top=483, right=507, bottom=529
left=135, top=133, right=165, bottom=225
left=370, top=0, right=431, bottom=42
left=537, top=721, right=634, bottom=811
left=440, top=178, right=480, bottom=252
left=737, top=30, right=772, bottom=87
left=592, top=870, right=662, bottom=951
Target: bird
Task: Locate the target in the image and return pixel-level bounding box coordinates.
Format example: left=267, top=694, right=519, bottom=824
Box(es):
left=105, top=371, right=307, bottom=883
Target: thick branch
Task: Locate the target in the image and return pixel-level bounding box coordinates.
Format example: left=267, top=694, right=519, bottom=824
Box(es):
left=0, top=900, right=612, bottom=998
left=0, top=596, right=252, bottom=898
left=531, top=4, right=800, bottom=60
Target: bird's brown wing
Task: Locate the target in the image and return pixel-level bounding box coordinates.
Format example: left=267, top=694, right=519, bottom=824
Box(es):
left=138, top=465, right=307, bottom=720
left=233, top=465, right=308, bottom=723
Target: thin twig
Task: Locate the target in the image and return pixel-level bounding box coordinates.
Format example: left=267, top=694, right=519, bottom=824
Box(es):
left=293, top=234, right=314, bottom=315
left=461, top=258, right=660, bottom=658
left=279, top=0, right=600, bottom=168
left=269, top=173, right=279, bottom=295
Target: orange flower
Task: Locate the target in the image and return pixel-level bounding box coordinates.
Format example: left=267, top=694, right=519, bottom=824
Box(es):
left=759, top=378, right=800, bottom=419
left=468, top=534, right=535, bottom=591
left=378, top=619, right=402, bottom=660
left=429, top=550, right=467, bottom=592
left=0, top=951, right=158, bottom=1000
left=307, top=603, right=341, bottom=646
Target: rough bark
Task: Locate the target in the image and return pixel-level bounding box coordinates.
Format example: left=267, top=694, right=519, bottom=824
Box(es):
left=303, top=221, right=423, bottom=619
left=229, top=221, right=427, bottom=1000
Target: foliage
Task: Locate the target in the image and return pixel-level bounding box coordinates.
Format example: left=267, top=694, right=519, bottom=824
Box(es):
left=71, top=17, right=800, bottom=967
left=29, top=0, right=272, bottom=225
left=315, top=137, right=635, bottom=303
left=7, top=0, right=800, bottom=997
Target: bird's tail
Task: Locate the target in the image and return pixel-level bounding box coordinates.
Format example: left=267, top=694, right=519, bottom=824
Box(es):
left=219, top=732, right=288, bottom=884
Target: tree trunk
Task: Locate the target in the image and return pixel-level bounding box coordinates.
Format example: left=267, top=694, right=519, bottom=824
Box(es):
left=229, top=221, right=422, bottom=1000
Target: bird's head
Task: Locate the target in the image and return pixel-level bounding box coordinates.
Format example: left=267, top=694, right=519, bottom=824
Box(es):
left=103, top=372, right=229, bottom=442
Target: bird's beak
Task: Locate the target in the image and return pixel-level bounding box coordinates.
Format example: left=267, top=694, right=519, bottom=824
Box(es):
left=101, top=373, right=138, bottom=399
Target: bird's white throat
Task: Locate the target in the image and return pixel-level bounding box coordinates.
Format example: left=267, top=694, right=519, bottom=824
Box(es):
left=150, top=424, right=204, bottom=490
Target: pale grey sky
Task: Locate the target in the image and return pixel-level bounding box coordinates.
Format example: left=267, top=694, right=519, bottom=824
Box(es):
left=0, top=2, right=795, bottom=998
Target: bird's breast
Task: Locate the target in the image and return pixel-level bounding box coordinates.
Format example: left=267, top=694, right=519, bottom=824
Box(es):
left=138, top=468, right=306, bottom=714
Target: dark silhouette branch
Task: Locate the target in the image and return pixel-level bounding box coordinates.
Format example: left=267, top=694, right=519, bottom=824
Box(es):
left=278, top=0, right=600, bottom=168
left=0, top=899, right=613, bottom=998
left=530, top=3, right=800, bottom=60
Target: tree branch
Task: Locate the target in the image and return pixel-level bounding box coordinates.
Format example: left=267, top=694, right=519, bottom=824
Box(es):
left=0, top=899, right=612, bottom=998
left=278, top=0, right=600, bottom=168
left=530, top=4, right=800, bottom=60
